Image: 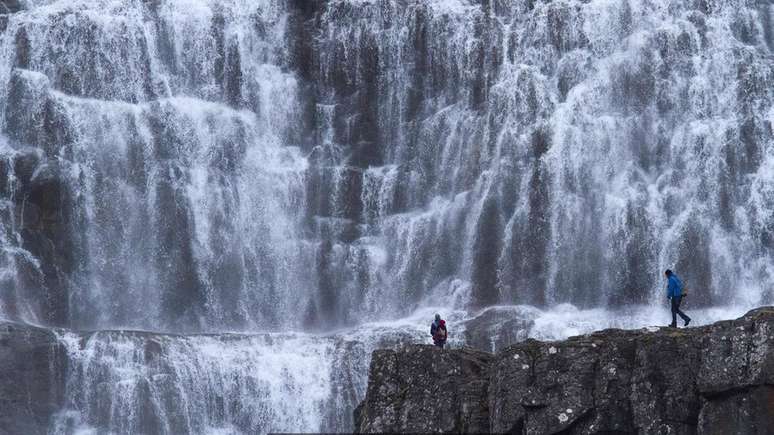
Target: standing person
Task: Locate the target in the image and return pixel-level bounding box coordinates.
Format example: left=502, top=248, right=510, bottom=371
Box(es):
left=665, top=269, right=691, bottom=327
left=430, top=314, right=448, bottom=348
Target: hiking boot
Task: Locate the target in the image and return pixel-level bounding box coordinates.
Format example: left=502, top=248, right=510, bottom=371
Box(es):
left=684, top=318, right=691, bottom=327
left=668, top=323, right=677, bottom=328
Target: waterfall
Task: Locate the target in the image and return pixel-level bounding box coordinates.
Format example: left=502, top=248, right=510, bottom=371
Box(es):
left=51, top=331, right=342, bottom=433
left=0, top=0, right=771, bottom=432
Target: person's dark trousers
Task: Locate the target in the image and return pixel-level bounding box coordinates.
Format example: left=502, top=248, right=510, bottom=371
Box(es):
left=671, top=296, right=690, bottom=326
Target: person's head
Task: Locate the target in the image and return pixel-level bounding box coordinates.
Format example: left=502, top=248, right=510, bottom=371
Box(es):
left=664, top=269, right=673, bottom=278
left=440, top=319, right=446, bottom=327
left=434, top=313, right=441, bottom=322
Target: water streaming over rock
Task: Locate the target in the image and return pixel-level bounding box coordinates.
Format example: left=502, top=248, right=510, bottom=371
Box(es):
left=0, top=0, right=772, bottom=432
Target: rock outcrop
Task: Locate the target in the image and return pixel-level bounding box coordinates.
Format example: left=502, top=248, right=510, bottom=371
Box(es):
left=0, top=322, right=66, bottom=435
left=355, top=307, right=774, bottom=434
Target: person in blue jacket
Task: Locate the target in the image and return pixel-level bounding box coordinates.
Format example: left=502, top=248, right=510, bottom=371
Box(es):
left=665, top=269, right=691, bottom=327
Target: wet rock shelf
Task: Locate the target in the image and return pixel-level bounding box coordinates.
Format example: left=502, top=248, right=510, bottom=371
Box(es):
left=355, top=307, right=774, bottom=434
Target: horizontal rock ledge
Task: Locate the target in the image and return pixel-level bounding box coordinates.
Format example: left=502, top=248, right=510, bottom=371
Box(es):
left=355, top=306, right=774, bottom=434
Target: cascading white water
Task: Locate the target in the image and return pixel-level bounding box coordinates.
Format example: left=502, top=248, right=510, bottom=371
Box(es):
left=51, top=331, right=339, bottom=434
left=46, top=314, right=440, bottom=434
left=0, top=0, right=315, bottom=331
left=0, top=0, right=772, bottom=433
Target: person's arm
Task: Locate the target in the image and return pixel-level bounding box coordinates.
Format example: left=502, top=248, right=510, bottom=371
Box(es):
left=667, top=278, right=674, bottom=299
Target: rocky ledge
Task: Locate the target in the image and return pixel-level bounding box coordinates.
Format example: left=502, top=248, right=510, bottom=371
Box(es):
left=355, top=307, right=774, bottom=434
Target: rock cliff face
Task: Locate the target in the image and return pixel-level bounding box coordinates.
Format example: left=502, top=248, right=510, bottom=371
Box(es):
left=355, top=307, right=774, bottom=434
left=0, top=322, right=66, bottom=435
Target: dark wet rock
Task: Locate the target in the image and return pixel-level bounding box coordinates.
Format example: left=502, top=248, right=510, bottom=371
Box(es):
left=471, top=197, right=504, bottom=308
left=461, top=306, right=537, bottom=352
left=5, top=69, right=50, bottom=145
left=19, top=162, right=78, bottom=325
left=697, top=385, right=774, bottom=434
left=223, top=38, right=243, bottom=108
left=356, top=306, right=774, bottom=434
left=0, top=322, right=66, bottom=435
left=152, top=171, right=207, bottom=332
left=0, top=1, right=24, bottom=14
left=355, top=345, right=494, bottom=433
left=0, top=0, right=24, bottom=34
left=4, top=68, right=76, bottom=156
left=0, top=153, right=79, bottom=326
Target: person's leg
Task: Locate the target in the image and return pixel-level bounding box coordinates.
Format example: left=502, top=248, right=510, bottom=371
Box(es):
left=670, top=298, right=678, bottom=327
left=674, top=296, right=691, bottom=324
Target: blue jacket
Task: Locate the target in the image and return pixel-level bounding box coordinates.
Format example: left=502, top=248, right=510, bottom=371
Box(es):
left=667, top=274, right=683, bottom=298
left=430, top=320, right=439, bottom=336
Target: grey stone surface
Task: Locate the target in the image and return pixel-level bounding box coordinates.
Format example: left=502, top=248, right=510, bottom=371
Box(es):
left=356, top=307, right=774, bottom=434
left=355, top=345, right=494, bottom=433
left=0, top=322, right=66, bottom=435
